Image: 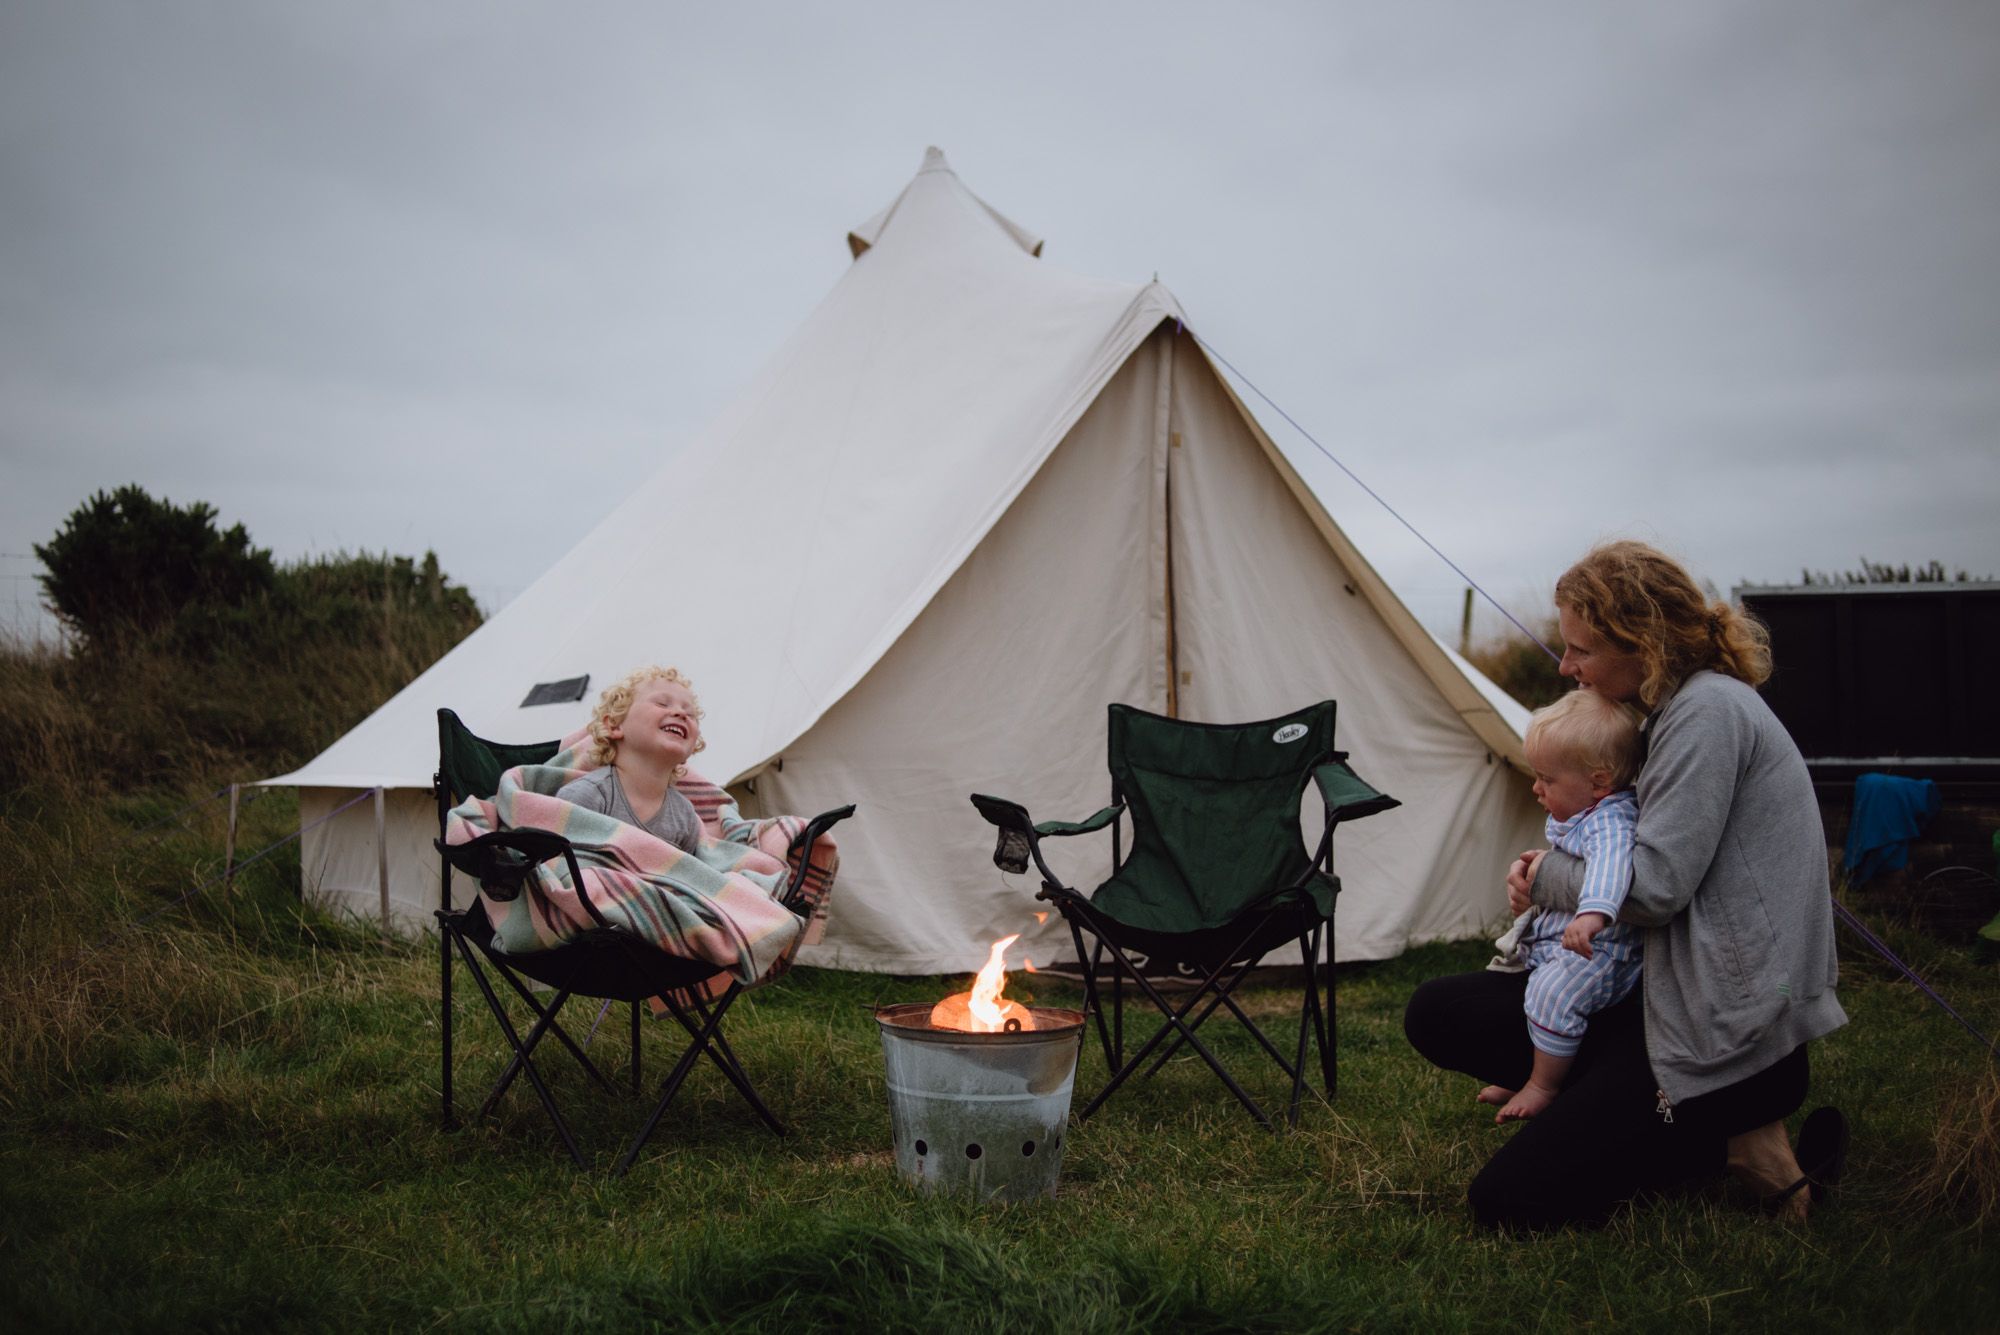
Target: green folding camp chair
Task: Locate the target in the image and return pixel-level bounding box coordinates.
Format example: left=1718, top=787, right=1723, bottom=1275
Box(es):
left=433, top=708, right=853, bottom=1174
left=972, top=701, right=1397, bottom=1128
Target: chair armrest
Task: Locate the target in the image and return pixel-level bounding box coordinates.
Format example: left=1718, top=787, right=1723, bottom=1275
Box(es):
left=970, top=794, right=1123, bottom=879
left=787, top=804, right=857, bottom=858
left=783, top=804, right=856, bottom=908
left=1034, top=804, right=1124, bottom=838
left=1313, top=756, right=1400, bottom=824
left=969, top=794, right=1038, bottom=875
left=435, top=828, right=607, bottom=930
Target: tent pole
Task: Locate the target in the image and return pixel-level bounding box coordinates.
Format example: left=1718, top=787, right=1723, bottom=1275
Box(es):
left=224, top=783, right=241, bottom=894
left=1163, top=327, right=1181, bottom=718
left=1164, top=439, right=1179, bottom=719
left=375, top=787, right=391, bottom=940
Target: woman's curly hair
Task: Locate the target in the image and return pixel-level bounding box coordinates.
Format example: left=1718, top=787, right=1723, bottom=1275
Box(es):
left=586, top=665, right=706, bottom=777
left=1555, top=541, right=1771, bottom=709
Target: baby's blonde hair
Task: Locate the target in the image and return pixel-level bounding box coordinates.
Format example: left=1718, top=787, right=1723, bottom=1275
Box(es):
left=587, top=665, right=706, bottom=776
left=1525, top=689, right=1645, bottom=790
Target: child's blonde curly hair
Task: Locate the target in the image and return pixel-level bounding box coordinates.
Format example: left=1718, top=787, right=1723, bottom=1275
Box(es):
left=586, top=665, right=706, bottom=777
left=1525, top=689, right=1645, bottom=790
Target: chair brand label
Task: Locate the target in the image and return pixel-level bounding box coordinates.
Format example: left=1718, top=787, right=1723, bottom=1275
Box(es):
left=1272, top=723, right=1309, bottom=743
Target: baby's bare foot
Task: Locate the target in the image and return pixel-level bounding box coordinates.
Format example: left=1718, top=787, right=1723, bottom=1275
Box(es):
left=1476, top=1085, right=1515, bottom=1107
left=1496, top=1083, right=1557, bottom=1123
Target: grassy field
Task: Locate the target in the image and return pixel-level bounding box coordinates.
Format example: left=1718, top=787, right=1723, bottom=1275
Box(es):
left=3, top=784, right=1998, bottom=1333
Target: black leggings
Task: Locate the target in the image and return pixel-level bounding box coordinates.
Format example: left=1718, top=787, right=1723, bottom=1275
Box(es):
left=1403, top=971, right=1808, bottom=1230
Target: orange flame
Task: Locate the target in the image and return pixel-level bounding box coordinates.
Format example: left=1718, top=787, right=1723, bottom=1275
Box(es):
left=930, top=932, right=1035, bottom=1032
left=1034, top=911, right=1048, bottom=924
left=968, top=933, right=1022, bottom=1028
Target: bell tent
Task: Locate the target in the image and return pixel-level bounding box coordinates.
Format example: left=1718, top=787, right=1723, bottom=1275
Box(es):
left=270, top=147, right=1542, bottom=973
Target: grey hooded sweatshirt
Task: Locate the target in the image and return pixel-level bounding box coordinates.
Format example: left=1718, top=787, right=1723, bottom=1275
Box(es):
left=1533, top=670, right=1847, bottom=1104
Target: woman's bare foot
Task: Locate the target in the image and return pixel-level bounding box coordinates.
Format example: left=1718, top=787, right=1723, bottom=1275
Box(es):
left=1476, top=1085, right=1515, bottom=1107
left=1495, top=1081, right=1559, bottom=1123
left=1727, top=1119, right=1809, bottom=1221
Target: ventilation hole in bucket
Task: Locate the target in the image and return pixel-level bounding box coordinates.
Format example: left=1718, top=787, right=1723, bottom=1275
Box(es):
left=966, top=1143, right=983, bottom=1160
left=1021, top=1140, right=1036, bottom=1157
left=914, top=1139, right=927, bottom=1156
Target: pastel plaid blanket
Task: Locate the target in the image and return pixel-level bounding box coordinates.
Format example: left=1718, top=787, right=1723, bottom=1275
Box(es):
left=444, top=734, right=838, bottom=988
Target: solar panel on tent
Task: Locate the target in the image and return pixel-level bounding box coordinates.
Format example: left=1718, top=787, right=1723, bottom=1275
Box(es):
left=519, top=676, right=590, bottom=708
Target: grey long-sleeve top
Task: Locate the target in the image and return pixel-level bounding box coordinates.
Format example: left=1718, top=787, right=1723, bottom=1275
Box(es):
left=1533, top=670, right=1846, bottom=1103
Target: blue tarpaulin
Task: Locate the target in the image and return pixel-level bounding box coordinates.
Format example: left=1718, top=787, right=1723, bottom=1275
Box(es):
left=1842, top=772, right=1942, bottom=887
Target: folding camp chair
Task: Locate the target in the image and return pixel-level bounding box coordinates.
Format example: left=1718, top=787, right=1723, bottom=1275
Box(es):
left=433, top=708, right=853, bottom=1174
left=971, top=701, right=1397, bottom=1128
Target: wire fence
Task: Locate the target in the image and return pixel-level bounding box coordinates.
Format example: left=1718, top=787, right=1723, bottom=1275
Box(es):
left=53, top=782, right=385, bottom=973
left=0, top=552, right=61, bottom=644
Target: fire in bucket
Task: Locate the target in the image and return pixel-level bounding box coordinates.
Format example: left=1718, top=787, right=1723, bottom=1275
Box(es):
left=927, top=932, right=1038, bottom=1033
left=875, top=925, right=1084, bottom=1202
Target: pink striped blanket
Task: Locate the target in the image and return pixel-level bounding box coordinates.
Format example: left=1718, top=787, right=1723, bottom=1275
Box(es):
left=444, top=734, right=838, bottom=989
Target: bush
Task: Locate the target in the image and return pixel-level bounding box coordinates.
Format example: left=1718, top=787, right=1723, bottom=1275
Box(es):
left=1463, top=617, right=1567, bottom=711
left=6, top=490, right=483, bottom=794
left=34, top=485, right=275, bottom=651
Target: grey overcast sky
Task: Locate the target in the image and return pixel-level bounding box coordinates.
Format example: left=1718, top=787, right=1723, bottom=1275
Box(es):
left=4, top=1, right=1997, bottom=647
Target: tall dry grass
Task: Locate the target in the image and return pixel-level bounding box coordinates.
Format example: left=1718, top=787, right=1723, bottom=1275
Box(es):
left=0, top=550, right=479, bottom=1108
left=1903, top=1060, right=2000, bottom=1230
left=1461, top=615, right=1567, bottom=710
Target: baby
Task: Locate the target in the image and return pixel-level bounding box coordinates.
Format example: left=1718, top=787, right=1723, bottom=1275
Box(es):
left=1481, top=688, right=1646, bottom=1121
left=556, top=666, right=707, bottom=852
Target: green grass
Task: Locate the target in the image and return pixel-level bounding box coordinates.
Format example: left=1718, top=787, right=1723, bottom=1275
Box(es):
left=3, top=790, right=1998, bottom=1333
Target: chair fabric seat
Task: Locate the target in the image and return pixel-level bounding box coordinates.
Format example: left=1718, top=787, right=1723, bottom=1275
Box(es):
left=449, top=900, right=726, bottom=1003
left=1082, top=887, right=1335, bottom=975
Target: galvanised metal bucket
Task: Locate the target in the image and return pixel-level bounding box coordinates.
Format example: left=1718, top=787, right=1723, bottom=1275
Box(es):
left=874, top=1002, right=1085, bottom=1203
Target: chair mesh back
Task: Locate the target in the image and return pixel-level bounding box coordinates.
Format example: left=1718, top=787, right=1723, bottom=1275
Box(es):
left=1104, top=701, right=1337, bottom=932
left=436, top=709, right=560, bottom=806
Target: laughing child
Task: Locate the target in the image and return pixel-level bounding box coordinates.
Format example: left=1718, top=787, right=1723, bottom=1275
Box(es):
left=556, top=666, right=707, bottom=852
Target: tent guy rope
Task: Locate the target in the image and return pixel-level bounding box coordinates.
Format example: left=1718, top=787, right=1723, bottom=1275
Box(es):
left=1182, top=320, right=1559, bottom=660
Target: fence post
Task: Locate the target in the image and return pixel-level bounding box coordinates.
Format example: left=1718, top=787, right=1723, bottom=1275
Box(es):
left=224, top=784, right=241, bottom=893
left=375, top=787, right=391, bottom=940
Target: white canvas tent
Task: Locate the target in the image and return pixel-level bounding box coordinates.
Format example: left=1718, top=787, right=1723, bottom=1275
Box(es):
left=270, top=148, right=1542, bottom=972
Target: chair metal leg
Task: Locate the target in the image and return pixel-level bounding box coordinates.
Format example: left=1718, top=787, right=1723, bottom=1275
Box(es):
left=476, top=984, right=575, bottom=1121
left=440, top=918, right=459, bottom=1131
left=1067, top=918, right=1120, bottom=1073
left=1075, top=935, right=1274, bottom=1129
left=448, top=931, right=586, bottom=1167
left=1110, top=943, right=1125, bottom=1069
left=1289, top=922, right=1321, bottom=1126
left=656, top=988, right=788, bottom=1138
left=1137, top=947, right=1276, bottom=1081
left=1134, top=914, right=1303, bottom=1084
left=630, top=1000, right=642, bottom=1096
left=1324, top=912, right=1338, bottom=1101
left=615, top=993, right=741, bottom=1176
left=481, top=955, right=622, bottom=1098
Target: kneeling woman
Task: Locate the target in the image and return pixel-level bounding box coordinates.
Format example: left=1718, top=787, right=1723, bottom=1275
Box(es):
left=1404, top=540, right=1848, bottom=1228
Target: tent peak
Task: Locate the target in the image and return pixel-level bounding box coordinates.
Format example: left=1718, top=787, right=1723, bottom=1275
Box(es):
left=847, top=147, right=1045, bottom=261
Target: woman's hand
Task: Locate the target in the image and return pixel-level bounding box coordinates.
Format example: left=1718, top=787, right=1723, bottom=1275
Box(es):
left=1506, top=850, right=1546, bottom=915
